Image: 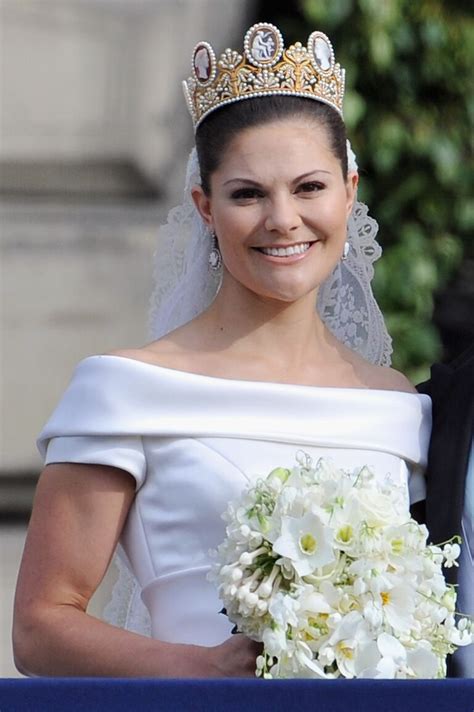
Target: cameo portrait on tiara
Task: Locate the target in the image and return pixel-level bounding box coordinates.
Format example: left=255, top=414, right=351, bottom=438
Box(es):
left=308, top=31, right=335, bottom=75
left=192, top=42, right=216, bottom=85
left=244, top=22, right=283, bottom=67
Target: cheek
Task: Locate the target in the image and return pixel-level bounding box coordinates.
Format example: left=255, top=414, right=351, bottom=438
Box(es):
left=214, top=207, right=260, bottom=245
left=327, top=190, right=350, bottom=225
left=304, top=198, right=348, bottom=237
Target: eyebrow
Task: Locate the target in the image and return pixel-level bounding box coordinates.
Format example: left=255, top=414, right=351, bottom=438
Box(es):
left=223, top=169, right=332, bottom=187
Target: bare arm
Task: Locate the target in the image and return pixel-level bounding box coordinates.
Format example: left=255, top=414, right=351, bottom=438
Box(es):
left=13, top=463, right=259, bottom=677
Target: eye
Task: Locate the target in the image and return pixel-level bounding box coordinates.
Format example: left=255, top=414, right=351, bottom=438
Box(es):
left=230, top=187, right=264, bottom=201
left=297, top=181, right=325, bottom=194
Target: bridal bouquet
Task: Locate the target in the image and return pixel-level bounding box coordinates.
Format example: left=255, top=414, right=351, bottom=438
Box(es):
left=210, top=453, right=472, bottom=679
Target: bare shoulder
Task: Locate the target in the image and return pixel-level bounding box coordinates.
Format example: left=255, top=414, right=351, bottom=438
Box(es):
left=106, top=337, right=192, bottom=370
left=332, top=338, right=417, bottom=394
left=362, top=363, right=417, bottom=394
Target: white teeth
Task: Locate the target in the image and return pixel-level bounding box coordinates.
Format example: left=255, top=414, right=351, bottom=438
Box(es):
left=260, top=242, right=311, bottom=257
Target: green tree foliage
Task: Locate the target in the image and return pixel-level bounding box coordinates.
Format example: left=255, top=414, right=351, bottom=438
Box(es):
left=257, top=0, right=473, bottom=380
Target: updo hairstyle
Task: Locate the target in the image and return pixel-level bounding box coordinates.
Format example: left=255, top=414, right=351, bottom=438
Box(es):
left=195, top=96, right=348, bottom=195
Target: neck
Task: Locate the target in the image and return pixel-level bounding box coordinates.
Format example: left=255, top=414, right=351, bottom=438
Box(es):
left=197, top=275, right=336, bottom=371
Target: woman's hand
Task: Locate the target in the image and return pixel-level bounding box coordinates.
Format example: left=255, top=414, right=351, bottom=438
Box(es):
left=206, top=635, right=263, bottom=677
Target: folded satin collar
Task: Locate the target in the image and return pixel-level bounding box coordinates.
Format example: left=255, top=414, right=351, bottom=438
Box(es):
left=38, top=355, right=432, bottom=467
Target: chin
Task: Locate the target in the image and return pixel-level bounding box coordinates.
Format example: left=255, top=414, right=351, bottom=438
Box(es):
left=257, top=270, right=336, bottom=303
left=224, top=259, right=338, bottom=304
left=250, top=280, right=319, bottom=304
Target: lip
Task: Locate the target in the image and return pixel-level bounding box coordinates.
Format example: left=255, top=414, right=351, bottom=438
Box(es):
left=252, top=240, right=319, bottom=263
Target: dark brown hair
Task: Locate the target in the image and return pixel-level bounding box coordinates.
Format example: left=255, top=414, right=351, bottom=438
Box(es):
left=195, top=96, right=348, bottom=195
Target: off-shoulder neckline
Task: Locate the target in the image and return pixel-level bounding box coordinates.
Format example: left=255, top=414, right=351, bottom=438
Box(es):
left=85, top=354, right=431, bottom=401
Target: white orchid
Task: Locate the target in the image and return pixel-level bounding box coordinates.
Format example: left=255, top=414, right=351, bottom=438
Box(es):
left=356, top=634, right=439, bottom=679
left=211, top=454, right=473, bottom=679
left=377, top=583, right=416, bottom=632
left=406, top=646, right=440, bottom=678
left=318, top=611, right=373, bottom=678
left=359, top=634, right=405, bottom=678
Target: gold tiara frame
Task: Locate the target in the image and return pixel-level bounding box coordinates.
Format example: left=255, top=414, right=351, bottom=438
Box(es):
left=183, top=22, right=345, bottom=131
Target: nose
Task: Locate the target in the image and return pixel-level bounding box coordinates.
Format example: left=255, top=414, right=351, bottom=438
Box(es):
left=264, top=193, right=302, bottom=235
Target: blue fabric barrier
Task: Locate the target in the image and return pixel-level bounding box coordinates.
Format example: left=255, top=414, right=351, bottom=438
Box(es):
left=0, top=679, right=473, bottom=712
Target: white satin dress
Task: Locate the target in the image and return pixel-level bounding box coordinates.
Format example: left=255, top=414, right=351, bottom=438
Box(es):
left=37, top=355, right=432, bottom=647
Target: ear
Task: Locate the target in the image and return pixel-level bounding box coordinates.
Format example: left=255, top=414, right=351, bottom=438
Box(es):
left=191, top=185, right=213, bottom=228
left=345, top=171, right=359, bottom=218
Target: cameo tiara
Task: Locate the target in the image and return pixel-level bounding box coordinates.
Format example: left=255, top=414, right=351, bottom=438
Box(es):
left=183, top=22, right=345, bottom=131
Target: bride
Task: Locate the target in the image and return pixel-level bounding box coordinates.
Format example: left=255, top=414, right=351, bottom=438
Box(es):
left=13, top=23, right=431, bottom=677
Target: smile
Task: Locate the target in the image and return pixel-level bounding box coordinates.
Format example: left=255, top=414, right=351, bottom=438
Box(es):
left=256, top=242, right=313, bottom=257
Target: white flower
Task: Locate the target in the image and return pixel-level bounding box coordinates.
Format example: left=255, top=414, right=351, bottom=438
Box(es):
left=273, top=485, right=303, bottom=519
left=272, top=638, right=328, bottom=679
left=355, top=634, right=406, bottom=678
left=358, top=634, right=440, bottom=679
left=444, top=615, right=473, bottom=646
left=406, top=647, right=440, bottom=678
left=378, top=584, right=415, bottom=632
left=212, top=454, right=470, bottom=679
left=297, top=585, right=332, bottom=615
left=272, top=512, right=335, bottom=576
left=292, top=643, right=328, bottom=678
left=262, top=624, right=288, bottom=658
left=362, top=600, right=383, bottom=629
left=442, top=543, right=461, bottom=568
left=353, top=477, right=408, bottom=527
left=353, top=641, right=382, bottom=677
left=325, top=611, right=372, bottom=678
left=268, top=592, right=300, bottom=628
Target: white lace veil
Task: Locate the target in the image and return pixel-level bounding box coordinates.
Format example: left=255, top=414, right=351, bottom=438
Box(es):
left=103, top=138, right=392, bottom=634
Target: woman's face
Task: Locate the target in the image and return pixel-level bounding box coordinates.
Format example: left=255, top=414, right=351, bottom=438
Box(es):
left=192, top=118, right=358, bottom=304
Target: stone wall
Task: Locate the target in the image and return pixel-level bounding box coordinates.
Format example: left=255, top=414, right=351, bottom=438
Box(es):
left=1, top=0, right=251, bottom=187
left=0, top=0, right=252, bottom=475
